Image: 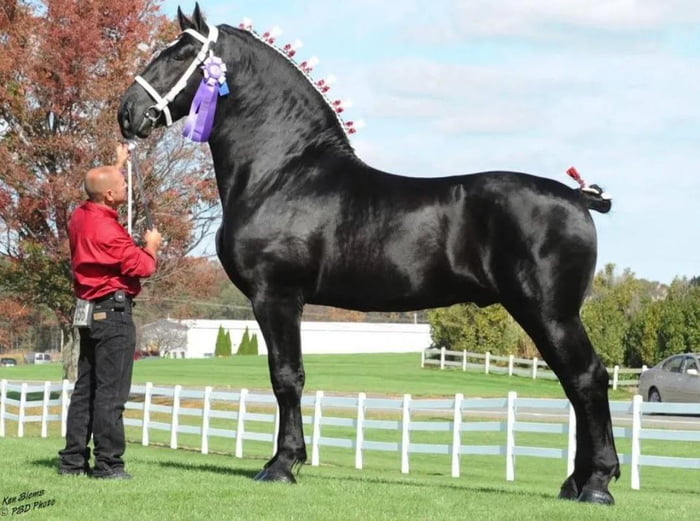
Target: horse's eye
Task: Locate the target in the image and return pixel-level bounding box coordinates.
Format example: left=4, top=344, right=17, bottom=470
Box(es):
left=171, top=46, right=192, bottom=62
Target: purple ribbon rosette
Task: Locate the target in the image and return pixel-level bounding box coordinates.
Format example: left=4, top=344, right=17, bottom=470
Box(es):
left=183, top=55, right=230, bottom=142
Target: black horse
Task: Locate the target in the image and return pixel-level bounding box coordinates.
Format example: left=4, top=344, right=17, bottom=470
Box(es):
left=118, top=5, right=619, bottom=504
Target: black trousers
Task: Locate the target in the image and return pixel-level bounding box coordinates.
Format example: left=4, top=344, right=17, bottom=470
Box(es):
left=59, top=304, right=135, bottom=474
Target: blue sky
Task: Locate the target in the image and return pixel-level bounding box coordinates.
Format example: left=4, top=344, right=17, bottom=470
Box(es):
left=160, top=1, right=700, bottom=284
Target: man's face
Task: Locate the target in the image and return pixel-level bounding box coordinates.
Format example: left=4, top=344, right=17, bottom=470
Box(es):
left=106, top=168, right=128, bottom=207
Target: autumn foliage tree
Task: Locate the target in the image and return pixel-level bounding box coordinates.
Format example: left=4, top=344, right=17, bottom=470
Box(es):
left=0, top=1, right=219, bottom=379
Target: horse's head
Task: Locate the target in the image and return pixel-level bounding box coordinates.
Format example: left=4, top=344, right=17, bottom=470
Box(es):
left=118, top=4, right=219, bottom=139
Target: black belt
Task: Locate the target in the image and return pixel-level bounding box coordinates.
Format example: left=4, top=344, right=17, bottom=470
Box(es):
left=93, top=291, right=134, bottom=311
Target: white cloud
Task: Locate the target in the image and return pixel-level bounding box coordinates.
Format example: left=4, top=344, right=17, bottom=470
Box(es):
left=448, top=0, right=700, bottom=36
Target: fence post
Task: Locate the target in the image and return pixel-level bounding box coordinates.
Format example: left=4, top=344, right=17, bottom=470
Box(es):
left=508, top=355, right=514, bottom=376
left=0, top=379, right=6, bottom=437
left=631, top=394, right=642, bottom=490
left=41, top=381, right=51, bottom=438
left=440, top=347, right=446, bottom=370
left=532, top=357, right=538, bottom=379
left=355, top=392, right=366, bottom=470
left=506, top=391, right=516, bottom=481
left=567, top=403, right=576, bottom=476
left=485, top=352, right=491, bottom=374
left=201, top=386, right=212, bottom=455
left=311, top=390, right=323, bottom=466
left=18, top=382, right=27, bottom=438
left=60, top=379, right=70, bottom=438
left=235, top=388, right=247, bottom=458
left=420, top=349, right=425, bottom=368
left=142, top=382, right=152, bottom=446
left=170, top=385, right=181, bottom=449
left=451, top=393, right=463, bottom=478
left=273, top=404, right=280, bottom=456
left=612, top=366, right=620, bottom=390
left=641, top=365, right=648, bottom=373
left=462, top=350, right=467, bottom=372
left=401, top=394, right=411, bottom=474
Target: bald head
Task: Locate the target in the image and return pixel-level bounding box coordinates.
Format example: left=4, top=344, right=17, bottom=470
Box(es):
left=84, top=166, right=127, bottom=207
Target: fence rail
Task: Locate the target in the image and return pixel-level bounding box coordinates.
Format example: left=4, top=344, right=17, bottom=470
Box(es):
left=1, top=379, right=698, bottom=490
left=421, top=347, right=646, bottom=389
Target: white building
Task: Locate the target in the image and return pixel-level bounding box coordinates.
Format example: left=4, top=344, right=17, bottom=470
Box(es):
left=140, top=319, right=432, bottom=358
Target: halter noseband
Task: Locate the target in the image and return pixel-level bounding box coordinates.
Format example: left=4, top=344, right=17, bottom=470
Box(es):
left=134, top=24, right=219, bottom=127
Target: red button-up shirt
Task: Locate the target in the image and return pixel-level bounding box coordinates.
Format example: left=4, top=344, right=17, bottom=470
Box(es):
left=69, top=201, right=157, bottom=300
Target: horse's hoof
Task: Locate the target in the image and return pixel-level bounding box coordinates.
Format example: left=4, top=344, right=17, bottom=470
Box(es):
left=253, top=467, right=296, bottom=484
left=558, top=477, right=579, bottom=501
left=577, top=487, right=615, bottom=505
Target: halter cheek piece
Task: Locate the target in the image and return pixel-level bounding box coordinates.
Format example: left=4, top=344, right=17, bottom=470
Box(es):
left=134, top=24, right=219, bottom=127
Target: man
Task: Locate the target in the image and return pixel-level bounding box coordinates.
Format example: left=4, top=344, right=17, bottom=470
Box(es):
left=58, top=143, right=162, bottom=479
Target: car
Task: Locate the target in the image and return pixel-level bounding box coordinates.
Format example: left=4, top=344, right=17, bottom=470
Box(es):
left=638, top=353, right=700, bottom=403
left=24, top=352, right=52, bottom=364
left=0, top=357, right=17, bottom=367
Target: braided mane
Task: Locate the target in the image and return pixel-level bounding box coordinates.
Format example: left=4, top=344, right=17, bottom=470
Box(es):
left=236, top=19, right=363, bottom=139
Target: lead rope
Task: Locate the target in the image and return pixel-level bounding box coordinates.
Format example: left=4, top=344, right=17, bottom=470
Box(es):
left=127, top=142, right=154, bottom=235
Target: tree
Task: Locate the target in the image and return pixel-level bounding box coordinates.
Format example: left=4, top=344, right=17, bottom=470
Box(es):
left=656, top=280, right=700, bottom=361
left=623, top=299, right=663, bottom=367
left=214, top=325, right=231, bottom=357
left=0, top=1, right=218, bottom=380
left=237, top=327, right=258, bottom=355
left=581, top=264, right=656, bottom=365
left=237, top=327, right=251, bottom=355
left=428, top=303, right=532, bottom=356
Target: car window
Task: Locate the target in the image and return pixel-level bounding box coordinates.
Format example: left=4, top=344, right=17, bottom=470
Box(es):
left=662, top=356, right=684, bottom=373
left=683, top=357, right=699, bottom=373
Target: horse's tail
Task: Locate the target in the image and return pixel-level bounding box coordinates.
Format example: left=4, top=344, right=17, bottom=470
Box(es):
left=566, top=167, right=612, bottom=214
left=580, top=184, right=612, bottom=214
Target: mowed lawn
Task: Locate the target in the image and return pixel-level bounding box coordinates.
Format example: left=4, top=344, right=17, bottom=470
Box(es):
left=1, top=354, right=698, bottom=520
left=0, top=352, right=634, bottom=399
left=0, top=436, right=697, bottom=521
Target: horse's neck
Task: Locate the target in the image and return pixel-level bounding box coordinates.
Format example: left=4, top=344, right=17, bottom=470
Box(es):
left=209, top=31, right=356, bottom=207
left=208, top=126, right=355, bottom=210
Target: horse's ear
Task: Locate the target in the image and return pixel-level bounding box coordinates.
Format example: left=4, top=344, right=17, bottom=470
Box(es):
left=192, top=2, right=207, bottom=31
left=177, top=6, right=193, bottom=31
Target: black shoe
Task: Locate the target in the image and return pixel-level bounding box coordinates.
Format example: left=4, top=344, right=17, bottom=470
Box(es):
left=91, top=469, right=132, bottom=480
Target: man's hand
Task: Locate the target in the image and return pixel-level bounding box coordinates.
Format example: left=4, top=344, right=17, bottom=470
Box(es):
left=115, top=142, right=130, bottom=170
left=143, top=228, right=163, bottom=256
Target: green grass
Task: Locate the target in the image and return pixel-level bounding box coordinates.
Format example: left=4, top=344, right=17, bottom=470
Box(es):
left=0, top=436, right=697, bottom=521
left=1, top=354, right=696, bottom=520
left=0, top=353, right=634, bottom=400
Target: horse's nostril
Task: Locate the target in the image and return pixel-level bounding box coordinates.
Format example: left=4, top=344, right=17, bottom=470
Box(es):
left=119, top=104, right=135, bottom=137
left=121, top=108, right=131, bottom=130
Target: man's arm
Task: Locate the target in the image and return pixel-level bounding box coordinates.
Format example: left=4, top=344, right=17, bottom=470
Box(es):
left=114, top=143, right=129, bottom=171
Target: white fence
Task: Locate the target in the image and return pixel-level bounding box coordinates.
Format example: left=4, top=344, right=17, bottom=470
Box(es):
left=421, top=348, right=646, bottom=390
left=1, top=379, right=698, bottom=490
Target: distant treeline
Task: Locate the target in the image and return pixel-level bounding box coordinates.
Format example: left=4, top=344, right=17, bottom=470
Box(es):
left=428, top=264, right=700, bottom=367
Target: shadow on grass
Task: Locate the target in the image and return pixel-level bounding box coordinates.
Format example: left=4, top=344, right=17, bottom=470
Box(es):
left=301, top=468, right=556, bottom=500
left=153, top=460, right=558, bottom=501
left=31, top=456, right=60, bottom=470
left=30, top=453, right=261, bottom=480
left=155, top=460, right=260, bottom=479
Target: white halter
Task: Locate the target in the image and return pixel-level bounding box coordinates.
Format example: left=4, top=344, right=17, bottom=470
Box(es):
left=134, top=24, right=219, bottom=127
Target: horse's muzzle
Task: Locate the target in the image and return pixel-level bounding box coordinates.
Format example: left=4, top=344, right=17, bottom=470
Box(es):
left=118, top=102, right=136, bottom=139
left=118, top=101, right=155, bottom=139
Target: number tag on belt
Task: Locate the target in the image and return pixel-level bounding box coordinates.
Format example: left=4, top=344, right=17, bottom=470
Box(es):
left=72, top=298, right=94, bottom=328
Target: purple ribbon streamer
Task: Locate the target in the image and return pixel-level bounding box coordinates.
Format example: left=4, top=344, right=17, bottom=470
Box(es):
left=182, top=79, right=219, bottom=142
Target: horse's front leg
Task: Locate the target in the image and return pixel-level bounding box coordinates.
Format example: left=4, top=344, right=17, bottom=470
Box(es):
left=251, top=292, right=306, bottom=483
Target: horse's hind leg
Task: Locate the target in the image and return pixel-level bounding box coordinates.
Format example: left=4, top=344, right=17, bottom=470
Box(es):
left=250, top=292, right=307, bottom=483
left=506, top=308, right=620, bottom=504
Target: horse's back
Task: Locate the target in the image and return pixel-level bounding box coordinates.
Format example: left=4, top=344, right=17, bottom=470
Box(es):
left=301, top=168, right=598, bottom=311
